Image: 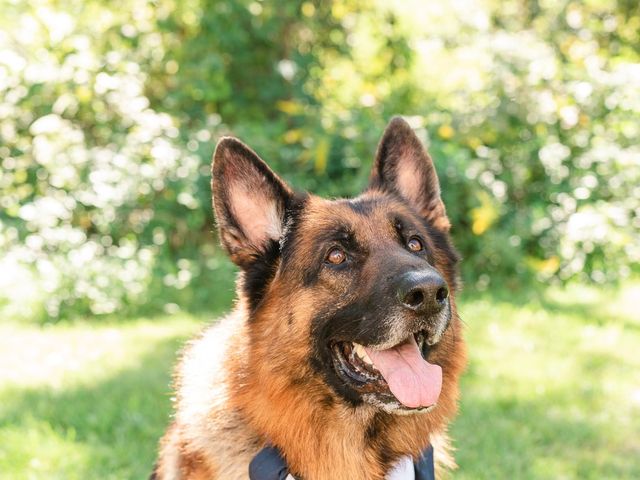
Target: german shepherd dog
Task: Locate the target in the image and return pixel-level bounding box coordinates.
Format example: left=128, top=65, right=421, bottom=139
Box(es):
left=153, top=118, right=466, bottom=479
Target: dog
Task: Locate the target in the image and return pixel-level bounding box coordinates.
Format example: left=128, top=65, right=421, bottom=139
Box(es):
left=152, top=117, right=467, bottom=479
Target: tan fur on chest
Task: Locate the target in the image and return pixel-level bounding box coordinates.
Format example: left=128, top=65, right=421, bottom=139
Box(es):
left=156, top=310, right=464, bottom=480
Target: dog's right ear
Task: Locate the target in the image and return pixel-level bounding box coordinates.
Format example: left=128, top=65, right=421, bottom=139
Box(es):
left=211, top=137, right=293, bottom=268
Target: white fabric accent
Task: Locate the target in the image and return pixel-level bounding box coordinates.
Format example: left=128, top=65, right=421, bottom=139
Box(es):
left=386, top=455, right=415, bottom=480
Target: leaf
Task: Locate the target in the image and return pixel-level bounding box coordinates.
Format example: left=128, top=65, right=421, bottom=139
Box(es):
left=276, top=100, right=304, bottom=115
left=314, top=137, right=330, bottom=175
left=470, top=191, right=499, bottom=236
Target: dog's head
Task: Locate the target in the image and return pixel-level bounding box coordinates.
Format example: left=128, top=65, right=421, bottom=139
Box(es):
left=212, top=117, right=464, bottom=415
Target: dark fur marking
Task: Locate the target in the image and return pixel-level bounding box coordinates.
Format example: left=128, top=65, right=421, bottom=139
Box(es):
left=391, top=213, right=428, bottom=250
left=301, top=262, right=323, bottom=287
left=377, top=442, right=395, bottom=471
left=312, top=224, right=360, bottom=252
left=423, top=221, right=461, bottom=288
left=290, top=375, right=308, bottom=386
left=368, top=410, right=398, bottom=470
left=365, top=412, right=392, bottom=442
left=344, top=198, right=377, bottom=216
left=148, top=464, right=158, bottom=480
left=320, top=394, right=335, bottom=409
left=279, top=195, right=308, bottom=264
left=242, top=239, right=280, bottom=312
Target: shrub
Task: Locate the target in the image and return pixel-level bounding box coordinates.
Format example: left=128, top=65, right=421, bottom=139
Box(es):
left=1, top=0, right=638, bottom=320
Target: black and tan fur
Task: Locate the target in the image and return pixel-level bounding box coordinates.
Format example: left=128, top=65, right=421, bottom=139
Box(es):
left=153, top=117, right=467, bottom=479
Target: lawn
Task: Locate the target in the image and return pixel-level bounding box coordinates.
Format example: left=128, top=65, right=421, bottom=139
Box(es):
left=1, top=282, right=638, bottom=479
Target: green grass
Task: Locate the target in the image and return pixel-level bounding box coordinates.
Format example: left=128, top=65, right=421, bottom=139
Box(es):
left=1, top=282, right=639, bottom=479
left=452, top=282, right=640, bottom=479
left=0, top=318, right=202, bottom=480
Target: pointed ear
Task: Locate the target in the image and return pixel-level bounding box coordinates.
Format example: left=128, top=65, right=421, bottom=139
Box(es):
left=368, top=117, right=450, bottom=231
left=211, top=137, right=293, bottom=267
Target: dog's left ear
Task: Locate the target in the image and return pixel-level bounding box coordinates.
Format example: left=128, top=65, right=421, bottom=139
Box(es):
left=369, top=117, right=450, bottom=231
left=212, top=137, right=293, bottom=268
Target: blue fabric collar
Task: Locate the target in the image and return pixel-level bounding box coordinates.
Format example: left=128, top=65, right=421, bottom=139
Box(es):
left=249, top=444, right=435, bottom=480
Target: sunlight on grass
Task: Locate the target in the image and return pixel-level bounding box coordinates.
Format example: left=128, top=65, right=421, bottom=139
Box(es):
left=1, top=420, right=92, bottom=480
left=0, top=316, right=201, bottom=389
left=1, top=283, right=639, bottom=479
left=452, top=281, right=640, bottom=479
left=0, top=315, right=203, bottom=480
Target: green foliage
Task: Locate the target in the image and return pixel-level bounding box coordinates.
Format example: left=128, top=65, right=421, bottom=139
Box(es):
left=0, top=0, right=638, bottom=320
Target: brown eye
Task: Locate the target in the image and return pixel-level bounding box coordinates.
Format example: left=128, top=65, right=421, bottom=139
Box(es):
left=326, top=247, right=346, bottom=265
left=407, top=237, right=423, bottom=252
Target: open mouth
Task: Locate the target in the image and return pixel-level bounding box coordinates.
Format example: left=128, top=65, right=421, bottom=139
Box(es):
left=330, top=331, right=442, bottom=411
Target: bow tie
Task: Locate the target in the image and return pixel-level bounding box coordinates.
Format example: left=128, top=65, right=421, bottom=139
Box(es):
left=249, top=444, right=435, bottom=480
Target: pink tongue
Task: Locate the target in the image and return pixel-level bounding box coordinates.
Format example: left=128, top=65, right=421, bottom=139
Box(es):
left=365, top=338, right=442, bottom=408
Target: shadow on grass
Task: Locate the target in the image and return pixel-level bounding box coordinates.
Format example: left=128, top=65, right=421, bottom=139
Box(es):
left=462, top=280, right=638, bottom=330
left=0, top=334, right=190, bottom=479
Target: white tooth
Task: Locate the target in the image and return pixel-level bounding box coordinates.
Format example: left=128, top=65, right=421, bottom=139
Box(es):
left=353, top=343, right=374, bottom=365
left=362, top=350, right=373, bottom=365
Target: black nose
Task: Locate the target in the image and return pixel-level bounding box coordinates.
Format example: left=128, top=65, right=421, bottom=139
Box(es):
left=397, top=270, right=449, bottom=314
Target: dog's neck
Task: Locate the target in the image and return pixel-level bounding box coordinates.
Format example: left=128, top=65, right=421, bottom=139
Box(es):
left=227, top=311, right=454, bottom=480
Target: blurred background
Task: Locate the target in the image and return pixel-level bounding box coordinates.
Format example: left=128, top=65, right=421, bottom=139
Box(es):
left=0, top=0, right=638, bottom=478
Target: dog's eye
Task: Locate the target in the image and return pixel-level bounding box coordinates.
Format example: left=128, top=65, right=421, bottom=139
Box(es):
left=326, top=247, right=346, bottom=265
left=407, top=237, right=423, bottom=252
